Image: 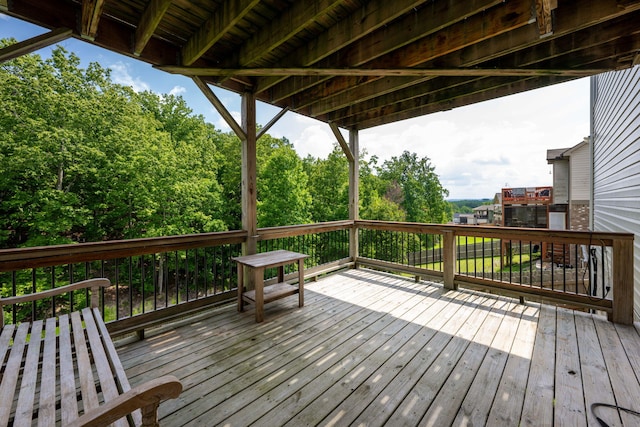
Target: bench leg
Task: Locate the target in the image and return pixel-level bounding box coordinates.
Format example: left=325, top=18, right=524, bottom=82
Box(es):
left=141, top=402, right=160, bottom=427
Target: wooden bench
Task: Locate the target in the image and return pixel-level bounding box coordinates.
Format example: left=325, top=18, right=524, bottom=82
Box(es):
left=0, top=278, right=182, bottom=426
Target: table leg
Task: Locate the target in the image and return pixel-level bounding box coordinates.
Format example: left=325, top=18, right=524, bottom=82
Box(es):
left=298, top=259, right=304, bottom=307
left=277, top=265, right=284, bottom=283
left=254, top=268, right=264, bottom=323
left=237, top=263, right=244, bottom=312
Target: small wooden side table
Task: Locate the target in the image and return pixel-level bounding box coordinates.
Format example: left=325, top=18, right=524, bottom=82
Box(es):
left=232, top=250, right=308, bottom=322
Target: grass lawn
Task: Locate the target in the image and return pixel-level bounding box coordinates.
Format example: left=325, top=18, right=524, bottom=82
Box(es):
left=419, top=253, right=538, bottom=273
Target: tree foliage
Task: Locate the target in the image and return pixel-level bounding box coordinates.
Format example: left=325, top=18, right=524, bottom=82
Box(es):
left=0, top=41, right=452, bottom=249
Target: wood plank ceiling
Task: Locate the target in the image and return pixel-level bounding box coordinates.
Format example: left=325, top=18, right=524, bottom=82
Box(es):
left=2, top=0, right=640, bottom=130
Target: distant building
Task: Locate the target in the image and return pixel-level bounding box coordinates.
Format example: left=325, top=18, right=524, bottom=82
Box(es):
left=492, top=192, right=502, bottom=225
left=472, top=204, right=494, bottom=224
left=546, top=139, right=590, bottom=231
left=501, top=186, right=553, bottom=228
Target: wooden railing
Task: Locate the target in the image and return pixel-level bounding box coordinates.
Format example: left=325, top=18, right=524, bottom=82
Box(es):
left=0, top=220, right=634, bottom=328
left=0, top=221, right=353, bottom=335
left=356, top=220, right=634, bottom=324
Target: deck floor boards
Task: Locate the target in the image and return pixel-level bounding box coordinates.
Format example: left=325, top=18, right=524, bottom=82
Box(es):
left=117, top=268, right=640, bottom=426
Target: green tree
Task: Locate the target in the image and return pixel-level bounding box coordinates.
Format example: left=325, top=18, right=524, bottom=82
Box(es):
left=0, top=42, right=228, bottom=247
left=377, top=151, right=451, bottom=224
left=258, top=145, right=311, bottom=227
left=304, top=146, right=349, bottom=222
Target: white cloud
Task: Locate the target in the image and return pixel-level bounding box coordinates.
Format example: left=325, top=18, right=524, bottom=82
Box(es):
left=216, top=111, right=242, bottom=132
left=292, top=123, right=336, bottom=159
left=169, top=86, right=186, bottom=96
left=358, top=78, right=590, bottom=199
left=109, top=62, right=150, bottom=92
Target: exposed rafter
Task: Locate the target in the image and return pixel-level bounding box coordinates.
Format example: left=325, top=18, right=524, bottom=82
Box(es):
left=256, top=0, right=502, bottom=101
left=81, top=0, right=105, bottom=40
left=181, top=0, right=261, bottom=66
left=133, top=0, right=172, bottom=56
left=5, top=0, right=640, bottom=131
left=289, top=0, right=640, bottom=118
left=237, top=0, right=344, bottom=67
left=157, top=66, right=605, bottom=78
left=0, top=28, right=73, bottom=64
left=241, top=0, right=429, bottom=92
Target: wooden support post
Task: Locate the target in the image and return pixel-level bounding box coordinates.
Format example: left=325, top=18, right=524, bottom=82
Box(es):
left=241, top=91, right=258, bottom=291
left=611, top=238, right=634, bottom=324
left=443, top=231, right=457, bottom=290
left=349, top=129, right=359, bottom=266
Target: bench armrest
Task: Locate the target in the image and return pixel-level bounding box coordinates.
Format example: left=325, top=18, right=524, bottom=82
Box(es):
left=67, top=375, right=183, bottom=427
left=0, top=278, right=110, bottom=306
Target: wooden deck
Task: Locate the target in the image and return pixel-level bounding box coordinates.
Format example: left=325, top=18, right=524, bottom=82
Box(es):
left=116, top=268, right=640, bottom=426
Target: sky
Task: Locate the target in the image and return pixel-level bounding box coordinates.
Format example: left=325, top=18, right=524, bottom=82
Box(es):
left=1, top=14, right=591, bottom=200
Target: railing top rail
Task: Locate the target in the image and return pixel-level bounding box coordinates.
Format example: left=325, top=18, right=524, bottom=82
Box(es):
left=257, top=220, right=354, bottom=240
left=355, top=220, right=634, bottom=245
left=0, top=230, right=248, bottom=272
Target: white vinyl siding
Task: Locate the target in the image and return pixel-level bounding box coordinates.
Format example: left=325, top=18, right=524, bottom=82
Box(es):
left=553, top=160, right=569, bottom=204
left=569, top=144, right=589, bottom=201
left=591, top=66, right=640, bottom=320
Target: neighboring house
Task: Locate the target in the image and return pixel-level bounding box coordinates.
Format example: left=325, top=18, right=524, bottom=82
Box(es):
left=492, top=192, right=502, bottom=225
left=546, top=138, right=590, bottom=231
left=591, top=65, right=640, bottom=320
left=453, top=213, right=477, bottom=225
left=472, top=205, right=494, bottom=224
left=501, top=186, right=552, bottom=228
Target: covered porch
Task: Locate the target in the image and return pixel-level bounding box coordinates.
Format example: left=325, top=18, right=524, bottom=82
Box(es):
left=118, top=267, right=640, bottom=426
left=2, top=1, right=640, bottom=425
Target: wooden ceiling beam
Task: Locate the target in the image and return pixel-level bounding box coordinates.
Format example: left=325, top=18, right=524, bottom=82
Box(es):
left=325, top=37, right=639, bottom=125
left=270, top=0, right=532, bottom=106
left=296, top=0, right=533, bottom=116
left=2, top=0, right=181, bottom=65
left=351, top=76, right=575, bottom=130
left=344, top=76, right=532, bottom=128
left=4, top=0, right=77, bottom=31
left=157, top=66, right=605, bottom=78
left=261, top=0, right=504, bottom=99
left=330, top=28, right=640, bottom=128
left=181, top=0, right=261, bottom=67
left=81, top=0, right=105, bottom=40
left=489, top=14, right=640, bottom=69
left=133, top=0, right=172, bottom=56
left=0, top=27, right=72, bottom=63
left=233, top=0, right=345, bottom=68
left=298, top=0, right=640, bottom=117
left=252, top=0, right=433, bottom=93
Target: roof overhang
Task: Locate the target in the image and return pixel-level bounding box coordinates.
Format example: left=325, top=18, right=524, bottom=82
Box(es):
left=2, top=0, right=640, bottom=130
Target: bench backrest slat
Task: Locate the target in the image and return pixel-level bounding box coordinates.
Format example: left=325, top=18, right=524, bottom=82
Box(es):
left=58, top=314, right=78, bottom=425
left=14, top=320, right=43, bottom=427
left=38, top=317, right=59, bottom=426
left=70, top=311, right=100, bottom=414
left=81, top=307, right=130, bottom=427
left=0, top=323, right=30, bottom=424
